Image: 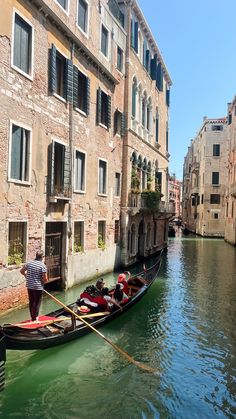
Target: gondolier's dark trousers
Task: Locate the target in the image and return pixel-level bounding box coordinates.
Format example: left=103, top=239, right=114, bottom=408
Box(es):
left=27, top=289, right=43, bottom=321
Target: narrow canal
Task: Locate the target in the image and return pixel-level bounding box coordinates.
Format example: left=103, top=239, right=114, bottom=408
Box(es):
left=0, top=237, right=236, bottom=418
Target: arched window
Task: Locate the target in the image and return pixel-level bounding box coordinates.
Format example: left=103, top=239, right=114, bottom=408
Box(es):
left=132, top=77, right=137, bottom=118
left=142, top=91, right=147, bottom=127
left=155, top=109, right=159, bottom=143
left=147, top=97, right=152, bottom=131
left=137, top=83, right=142, bottom=123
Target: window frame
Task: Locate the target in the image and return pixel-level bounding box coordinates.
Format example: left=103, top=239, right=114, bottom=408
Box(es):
left=77, top=0, right=89, bottom=36
left=54, top=0, right=70, bottom=14
left=11, top=9, right=34, bottom=80
left=100, top=23, right=109, bottom=59
left=115, top=172, right=121, bottom=196
left=74, top=148, right=86, bottom=193
left=213, top=144, right=220, bottom=157
left=98, top=220, right=106, bottom=247
left=212, top=172, right=219, bottom=185
left=98, top=158, right=108, bottom=196
left=54, top=47, right=68, bottom=102
left=73, top=220, right=84, bottom=253
left=210, top=194, right=220, bottom=204
left=8, top=121, right=32, bottom=185
left=116, top=46, right=123, bottom=72
left=7, top=220, right=28, bottom=266
left=76, top=68, right=89, bottom=115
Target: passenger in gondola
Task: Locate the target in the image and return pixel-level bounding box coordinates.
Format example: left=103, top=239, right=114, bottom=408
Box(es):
left=77, top=284, right=107, bottom=312
left=95, top=278, right=105, bottom=294
left=117, top=271, right=148, bottom=295
left=102, top=287, right=123, bottom=311
left=113, top=283, right=129, bottom=304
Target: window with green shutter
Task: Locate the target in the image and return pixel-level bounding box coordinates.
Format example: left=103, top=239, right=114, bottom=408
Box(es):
left=97, top=89, right=111, bottom=128
left=13, top=13, right=32, bottom=76
left=48, top=141, right=71, bottom=198
left=10, top=124, right=30, bottom=183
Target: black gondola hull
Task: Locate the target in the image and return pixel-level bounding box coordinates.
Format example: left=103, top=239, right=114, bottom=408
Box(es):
left=2, top=253, right=162, bottom=351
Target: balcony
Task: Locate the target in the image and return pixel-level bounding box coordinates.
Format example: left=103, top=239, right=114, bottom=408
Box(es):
left=48, top=185, right=71, bottom=203
left=192, top=161, right=200, bottom=173
left=128, top=191, right=175, bottom=216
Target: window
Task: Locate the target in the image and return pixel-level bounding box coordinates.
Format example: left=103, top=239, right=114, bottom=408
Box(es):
left=115, top=172, right=121, bottom=196
left=117, top=46, right=123, bottom=72
left=101, top=24, right=109, bottom=57
left=9, top=124, right=31, bottom=183
left=114, top=220, right=119, bottom=244
left=49, top=45, right=72, bottom=102
left=13, top=12, right=33, bottom=77
left=201, top=194, right=204, bottom=204
left=78, top=0, right=88, bottom=33
left=74, top=150, right=85, bottom=192
left=99, top=160, right=107, bottom=195
left=155, top=112, right=159, bottom=143
left=97, top=89, right=111, bottom=128
left=8, top=221, right=27, bottom=265
left=132, top=78, right=137, bottom=118
left=74, top=221, right=84, bottom=252
left=56, top=0, right=68, bottom=10
left=210, top=194, right=220, bottom=204
left=114, top=110, right=125, bottom=136
left=98, top=221, right=106, bottom=247
left=75, top=69, right=90, bottom=114
left=212, top=125, right=223, bottom=131
left=213, top=213, right=219, bottom=219
left=130, top=19, right=138, bottom=53
left=213, top=144, right=220, bottom=157
left=212, top=172, right=219, bottom=185
left=48, top=141, right=70, bottom=198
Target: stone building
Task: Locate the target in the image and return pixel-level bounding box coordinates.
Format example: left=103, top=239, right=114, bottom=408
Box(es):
left=225, top=96, right=236, bottom=245
left=0, top=0, right=172, bottom=312
left=182, top=117, right=228, bottom=236
left=168, top=176, right=182, bottom=217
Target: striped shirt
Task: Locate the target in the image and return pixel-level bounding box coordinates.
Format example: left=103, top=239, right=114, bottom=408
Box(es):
left=25, top=260, right=47, bottom=291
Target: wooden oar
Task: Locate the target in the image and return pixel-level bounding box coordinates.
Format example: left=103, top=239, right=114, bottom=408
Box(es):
left=44, top=289, right=156, bottom=373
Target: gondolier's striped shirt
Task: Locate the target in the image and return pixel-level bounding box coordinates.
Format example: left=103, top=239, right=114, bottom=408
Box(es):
left=25, top=260, right=47, bottom=291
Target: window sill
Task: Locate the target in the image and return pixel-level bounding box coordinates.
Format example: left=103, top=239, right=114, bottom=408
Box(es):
left=76, top=24, right=89, bottom=39
left=53, top=93, right=67, bottom=104
left=75, top=107, right=88, bottom=117
left=99, top=122, right=108, bottom=130
left=74, top=189, right=86, bottom=194
left=48, top=195, right=71, bottom=203
left=98, top=193, right=108, bottom=197
left=8, top=179, right=31, bottom=186
left=11, top=64, right=33, bottom=81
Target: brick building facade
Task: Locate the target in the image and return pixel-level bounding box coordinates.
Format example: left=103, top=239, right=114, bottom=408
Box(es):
left=0, top=0, right=172, bottom=312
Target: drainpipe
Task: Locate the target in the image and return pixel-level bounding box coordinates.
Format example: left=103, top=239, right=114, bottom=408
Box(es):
left=68, top=41, right=75, bottom=255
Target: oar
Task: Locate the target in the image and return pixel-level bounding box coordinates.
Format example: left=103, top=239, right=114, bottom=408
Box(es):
left=44, top=289, right=156, bottom=373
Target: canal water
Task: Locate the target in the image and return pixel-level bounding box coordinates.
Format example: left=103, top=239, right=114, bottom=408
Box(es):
left=0, top=237, right=236, bottom=418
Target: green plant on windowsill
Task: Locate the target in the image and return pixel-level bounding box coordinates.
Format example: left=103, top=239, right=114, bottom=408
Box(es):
left=98, top=236, right=106, bottom=251
left=8, top=239, right=24, bottom=266
left=73, top=243, right=83, bottom=253
left=131, top=168, right=140, bottom=190
left=141, top=190, right=162, bottom=209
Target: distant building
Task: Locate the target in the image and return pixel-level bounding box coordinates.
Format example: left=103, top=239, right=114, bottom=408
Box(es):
left=168, top=176, right=182, bottom=217
left=225, top=96, right=236, bottom=245
left=182, top=117, right=228, bottom=236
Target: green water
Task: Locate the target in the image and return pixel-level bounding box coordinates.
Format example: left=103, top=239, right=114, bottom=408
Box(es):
left=0, top=238, right=236, bottom=418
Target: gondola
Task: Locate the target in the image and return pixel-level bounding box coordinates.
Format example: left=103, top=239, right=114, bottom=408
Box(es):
left=1, top=252, right=163, bottom=351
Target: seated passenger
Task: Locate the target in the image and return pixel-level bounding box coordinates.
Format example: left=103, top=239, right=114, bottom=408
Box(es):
left=118, top=271, right=148, bottom=295
left=96, top=278, right=105, bottom=294
left=78, top=284, right=107, bottom=312
left=102, top=287, right=122, bottom=311
left=113, top=283, right=129, bottom=304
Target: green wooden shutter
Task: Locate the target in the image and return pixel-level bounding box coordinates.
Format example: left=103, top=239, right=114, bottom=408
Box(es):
left=47, top=142, right=55, bottom=196
left=63, top=146, right=71, bottom=197
left=49, top=44, right=57, bottom=94
left=73, top=65, right=78, bottom=108
left=145, top=49, right=150, bottom=71
left=66, top=59, right=73, bottom=103
left=134, top=21, right=139, bottom=53
left=107, top=95, right=111, bottom=129
left=121, top=112, right=126, bottom=137
left=97, top=88, right=102, bottom=124
left=156, top=63, right=163, bottom=91
left=166, top=87, right=170, bottom=107
left=150, top=54, right=157, bottom=80
left=86, top=77, right=90, bottom=115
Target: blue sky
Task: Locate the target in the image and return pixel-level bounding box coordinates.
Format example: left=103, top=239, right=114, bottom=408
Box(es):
left=138, top=0, right=236, bottom=179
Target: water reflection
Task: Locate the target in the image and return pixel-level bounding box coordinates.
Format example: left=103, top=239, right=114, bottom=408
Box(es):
left=0, top=238, right=236, bottom=418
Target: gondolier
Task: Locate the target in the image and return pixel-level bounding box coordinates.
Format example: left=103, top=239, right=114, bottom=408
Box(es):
left=20, top=250, right=48, bottom=321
